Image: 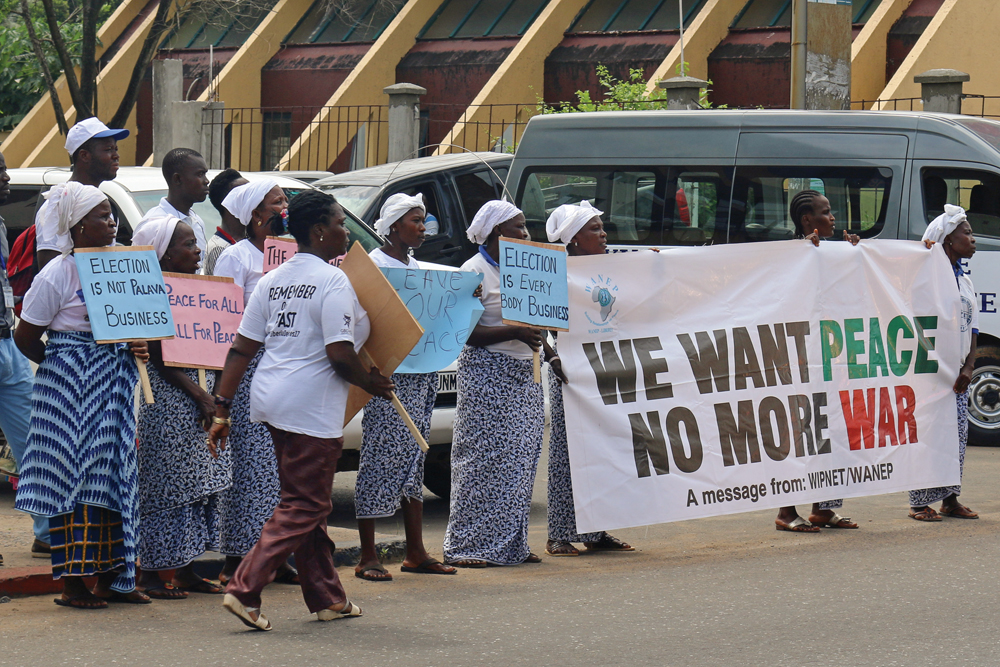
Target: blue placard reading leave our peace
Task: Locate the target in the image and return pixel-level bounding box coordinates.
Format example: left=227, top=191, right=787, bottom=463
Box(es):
left=498, top=237, right=569, bottom=332
left=74, top=246, right=175, bottom=343
left=380, top=267, right=484, bottom=374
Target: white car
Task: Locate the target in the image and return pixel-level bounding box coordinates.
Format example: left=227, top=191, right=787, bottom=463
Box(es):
left=3, top=166, right=457, bottom=496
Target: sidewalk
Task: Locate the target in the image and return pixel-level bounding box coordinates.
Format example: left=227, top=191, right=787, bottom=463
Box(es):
left=0, top=480, right=405, bottom=597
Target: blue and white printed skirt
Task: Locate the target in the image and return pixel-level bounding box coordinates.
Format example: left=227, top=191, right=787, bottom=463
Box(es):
left=910, top=391, right=969, bottom=507
left=356, top=372, right=437, bottom=519
left=15, top=331, right=139, bottom=592
left=443, top=346, right=544, bottom=565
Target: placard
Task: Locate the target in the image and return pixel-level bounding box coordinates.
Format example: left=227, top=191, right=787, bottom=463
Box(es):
left=160, top=273, right=244, bottom=370
left=499, top=237, right=569, bottom=332
left=381, top=267, right=484, bottom=374
left=264, top=236, right=297, bottom=273
left=74, top=246, right=175, bottom=343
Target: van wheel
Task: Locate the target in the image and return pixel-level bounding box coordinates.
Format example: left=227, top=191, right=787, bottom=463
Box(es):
left=968, top=346, right=1000, bottom=446
left=423, top=443, right=452, bottom=500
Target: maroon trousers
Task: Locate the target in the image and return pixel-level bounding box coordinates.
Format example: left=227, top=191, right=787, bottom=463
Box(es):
left=228, top=426, right=346, bottom=613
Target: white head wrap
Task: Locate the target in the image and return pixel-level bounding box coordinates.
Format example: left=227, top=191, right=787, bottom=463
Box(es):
left=546, top=200, right=603, bottom=244
left=39, top=182, right=109, bottom=254
left=466, top=200, right=522, bottom=245
left=922, top=204, right=968, bottom=245
left=374, top=193, right=426, bottom=236
left=222, top=178, right=280, bottom=226
left=132, top=215, right=182, bottom=260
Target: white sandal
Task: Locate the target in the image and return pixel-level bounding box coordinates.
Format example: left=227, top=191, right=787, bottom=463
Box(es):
left=223, top=593, right=272, bottom=631
left=316, top=600, right=363, bottom=621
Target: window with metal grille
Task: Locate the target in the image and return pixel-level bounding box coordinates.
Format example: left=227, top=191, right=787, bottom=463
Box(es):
left=730, top=0, right=882, bottom=29
left=261, top=112, right=292, bottom=171
left=160, top=2, right=270, bottom=50
left=568, top=0, right=709, bottom=33
left=284, top=0, right=408, bottom=44
left=417, top=0, right=550, bottom=39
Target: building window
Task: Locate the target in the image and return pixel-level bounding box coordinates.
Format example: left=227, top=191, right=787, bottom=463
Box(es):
left=160, top=2, right=270, bottom=50
left=261, top=112, right=292, bottom=170
left=418, top=0, right=550, bottom=39
left=730, top=0, right=882, bottom=29
left=284, top=0, right=408, bottom=44
left=568, top=0, right=709, bottom=33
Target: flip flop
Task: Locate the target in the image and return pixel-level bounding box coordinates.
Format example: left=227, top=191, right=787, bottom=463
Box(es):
left=808, top=512, right=859, bottom=529
left=909, top=507, right=943, bottom=522
left=54, top=594, right=108, bottom=609
left=400, top=558, right=457, bottom=575
left=445, top=559, right=488, bottom=569
left=355, top=564, right=393, bottom=581
left=775, top=517, right=821, bottom=532
left=223, top=593, right=271, bottom=631
left=139, top=583, right=188, bottom=599
left=939, top=504, right=979, bottom=519
left=316, top=600, right=363, bottom=621
left=97, top=590, right=153, bottom=605
left=176, top=578, right=225, bottom=594
left=584, top=534, right=635, bottom=551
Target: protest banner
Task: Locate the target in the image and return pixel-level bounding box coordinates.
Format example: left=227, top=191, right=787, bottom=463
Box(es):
left=264, top=236, right=297, bottom=273
left=74, top=245, right=175, bottom=403
left=339, top=242, right=427, bottom=450
left=160, top=273, right=244, bottom=388
left=499, top=237, right=569, bottom=381
left=560, top=241, right=963, bottom=531
left=381, top=267, right=484, bottom=374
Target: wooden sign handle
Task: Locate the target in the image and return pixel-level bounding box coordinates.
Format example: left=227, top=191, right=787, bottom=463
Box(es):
left=137, top=359, right=154, bottom=404
left=197, top=368, right=208, bottom=391
left=533, top=349, right=541, bottom=384
left=359, top=349, right=429, bottom=453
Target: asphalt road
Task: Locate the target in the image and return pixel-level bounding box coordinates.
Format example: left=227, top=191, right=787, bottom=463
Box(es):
left=2, top=446, right=1000, bottom=667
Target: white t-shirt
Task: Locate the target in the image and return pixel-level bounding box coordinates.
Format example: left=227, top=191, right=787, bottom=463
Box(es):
left=239, top=252, right=370, bottom=438
left=958, top=271, right=979, bottom=365
left=214, top=239, right=263, bottom=306
left=135, top=198, right=208, bottom=271
left=461, top=250, right=532, bottom=360
left=369, top=247, right=418, bottom=269
left=20, top=254, right=91, bottom=332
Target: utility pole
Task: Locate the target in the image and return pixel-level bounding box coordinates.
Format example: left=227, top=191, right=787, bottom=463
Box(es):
left=790, top=0, right=807, bottom=109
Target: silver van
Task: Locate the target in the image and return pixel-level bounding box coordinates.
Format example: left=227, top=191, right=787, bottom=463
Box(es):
left=508, top=110, right=1000, bottom=445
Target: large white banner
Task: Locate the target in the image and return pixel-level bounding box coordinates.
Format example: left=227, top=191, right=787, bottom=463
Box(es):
left=561, top=240, right=962, bottom=531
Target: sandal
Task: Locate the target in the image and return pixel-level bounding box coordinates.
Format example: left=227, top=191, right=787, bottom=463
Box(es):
left=545, top=540, right=580, bottom=557
left=175, top=578, right=225, bottom=594
left=523, top=552, right=542, bottom=564
left=316, top=600, right=363, bottom=621
left=908, top=507, right=943, bottom=522
left=400, top=558, right=457, bottom=575
left=139, top=583, right=188, bottom=600
left=584, top=534, right=635, bottom=551
left=273, top=564, right=300, bottom=585
left=223, top=593, right=271, bottom=631
left=808, top=512, right=859, bottom=529
left=355, top=564, right=393, bottom=581
left=97, top=590, right=152, bottom=605
left=445, top=559, right=488, bottom=569
left=54, top=593, right=108, bottom=610
left=775, top=517, right=821, bottom=532
left=939, top=504, right=979, bottom=519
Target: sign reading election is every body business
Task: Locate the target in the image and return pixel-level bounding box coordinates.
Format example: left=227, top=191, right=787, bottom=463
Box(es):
left=559, top=240, right=963, bottom=532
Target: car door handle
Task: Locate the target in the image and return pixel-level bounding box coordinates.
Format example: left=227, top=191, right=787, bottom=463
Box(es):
left=438, top=245, right=463, bottom=256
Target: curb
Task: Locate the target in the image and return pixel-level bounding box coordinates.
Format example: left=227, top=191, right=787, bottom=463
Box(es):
left=0, top=539, right=408, bottom=598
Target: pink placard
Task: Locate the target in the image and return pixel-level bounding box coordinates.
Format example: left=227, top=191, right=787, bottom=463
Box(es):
left=160, top=273, right=244, bottom=370
left=264, top=236, right=297, bottom=273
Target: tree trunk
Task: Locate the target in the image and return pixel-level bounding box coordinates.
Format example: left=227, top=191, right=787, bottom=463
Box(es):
left=109, top=0, right=176, bottom=129
left=19, top=0, right=68, bottom=136
left=39, top=0, right=89, bottom=118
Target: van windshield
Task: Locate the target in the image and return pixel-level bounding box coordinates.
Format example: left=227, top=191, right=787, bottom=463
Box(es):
left=318, top=184, right=380, bottom=218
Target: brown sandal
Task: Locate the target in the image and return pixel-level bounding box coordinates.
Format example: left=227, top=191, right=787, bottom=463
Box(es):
left=545, top=540, right=579, bottom=557
left=908, top=507, right=943, bottom=521
left=584, top=534, right=635, bottom=551
left=939, top=504, right=979, bottom=519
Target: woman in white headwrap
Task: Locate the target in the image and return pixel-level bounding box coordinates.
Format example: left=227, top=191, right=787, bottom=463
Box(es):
left=212, top=179, right=298, bottom=584
left=354, top=193, right=457, bottom=580
left=443, top=200, right=553, bottom=567
left=14, top=182, right=151, bottom=608
left=908, top=204, right=979, bottom=521
left=131, top=217, right=232, bottom=599
left=542, top=202, right=635, bottom=557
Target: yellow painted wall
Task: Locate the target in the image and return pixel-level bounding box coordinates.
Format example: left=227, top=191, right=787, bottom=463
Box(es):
left=434, top=0, right=589, bottom=156
left=1, top=0, right=148, bottom=167
left=876, top=0, right=1000, bottom=114
left=851, top=0, right=911, bottom=107
left=279, top=0, right=444, bottom=170
left=643, top=0, right=748, bottom=96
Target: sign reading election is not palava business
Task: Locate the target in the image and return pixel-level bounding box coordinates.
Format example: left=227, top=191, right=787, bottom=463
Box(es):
left=74, top=246, right=175, bottom=343
left=499, top=237, right=569, bottom=332
left=160, top=273, right=244, bottom=370
left=561, top=240, right=963, bottom=532
left=381, top=267, right=484, bottom=374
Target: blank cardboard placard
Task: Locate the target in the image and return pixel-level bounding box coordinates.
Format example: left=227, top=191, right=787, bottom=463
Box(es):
left=339, top=242, right=424, bottom=424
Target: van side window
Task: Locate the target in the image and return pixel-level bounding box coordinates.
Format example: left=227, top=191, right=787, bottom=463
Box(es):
left=922, top=168, right=1000, bottom=240
left=731, top=167, right=892, bottom=242
left=399, top=182, right=445, bottom=237
left=520, top=169, right=662, bottom=245
left=667, top=168, right=732, bottom=246
left=0, top=186, right=43, bottom=249
left=455, top=169, right=503, bottom=233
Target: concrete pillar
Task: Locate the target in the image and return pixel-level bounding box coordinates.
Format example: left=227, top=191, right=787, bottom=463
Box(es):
left=167, top=101, right=227, bottom=169
left=383, top=83, right=427, bottom=163
left=914, top=69, right=970, bottom=115
left=657, top=77, right=708, bottom=110
left=152, top=59, right=183, bottom=167
left=201, top=102, right=226, bottom=170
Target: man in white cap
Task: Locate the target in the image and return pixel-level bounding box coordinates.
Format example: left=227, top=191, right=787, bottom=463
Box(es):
left=35, top=117, right=129, bottom=269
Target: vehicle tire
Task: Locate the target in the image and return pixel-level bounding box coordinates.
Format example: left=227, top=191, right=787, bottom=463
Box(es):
left=968, top=345, right=1000, bottom=446
left=423, top=443, right=452, bottom=500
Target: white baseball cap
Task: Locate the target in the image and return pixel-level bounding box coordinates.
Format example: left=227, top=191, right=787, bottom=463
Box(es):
left=65, top=117, right=130, bottom=157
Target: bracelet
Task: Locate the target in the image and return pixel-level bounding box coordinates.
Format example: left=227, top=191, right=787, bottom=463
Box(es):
left=547, top=354, right=560, bottom=364
left=214, top=395, right=233, bottom=409
left=212, top=416, right=232, bottom=426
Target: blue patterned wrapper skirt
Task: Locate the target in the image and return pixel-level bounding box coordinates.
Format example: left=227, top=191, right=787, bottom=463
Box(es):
left=909, top=391, right=969, bottom=507
left=14, top=331, right=140, bottom=592
left=443, top=346, right=544, bottom=565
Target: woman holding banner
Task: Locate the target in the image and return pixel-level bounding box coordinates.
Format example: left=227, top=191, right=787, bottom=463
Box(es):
left=543, top=202, right=635, bottom=557
left=13, top=182, right=151, bottom=608
left=354, top=193, right=457, bottom=580
left=132, top=216, right=231, bottom=599
left=213, top=179, right=297, bottom=585
left=908, top=205, right=979, bottom=522
left=443, top=200, right=551, bottom=568
left=209, top=190, right=394, bottom=631
left=775, top=190, right=861, bottom=533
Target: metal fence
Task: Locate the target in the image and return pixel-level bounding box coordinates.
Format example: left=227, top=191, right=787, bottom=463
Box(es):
left=851, top=95, right=1000, bottom=119
left=423, top=102, right=537, bottom=156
